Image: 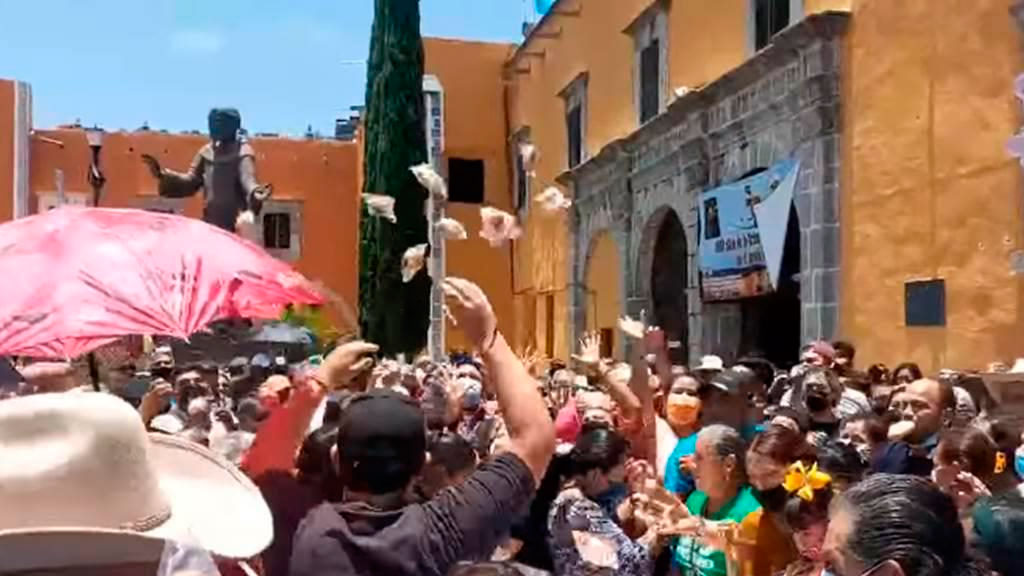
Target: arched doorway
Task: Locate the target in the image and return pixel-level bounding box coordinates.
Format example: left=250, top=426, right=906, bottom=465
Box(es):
left=585, top=231, right=621, bottom=358
left=650, top=210, right=689, bottom=364
left=739, top=203, right=801, bottom=367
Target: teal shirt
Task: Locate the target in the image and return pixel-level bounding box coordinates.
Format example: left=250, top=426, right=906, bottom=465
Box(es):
left=672, top=485, right=763, bottom=576
left=664, top=432, right=699, bottom=495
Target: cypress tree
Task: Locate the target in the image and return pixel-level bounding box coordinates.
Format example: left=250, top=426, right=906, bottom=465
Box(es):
left=358, top=0, right=431, bottom=356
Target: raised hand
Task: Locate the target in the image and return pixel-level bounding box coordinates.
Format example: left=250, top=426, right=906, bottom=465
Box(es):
left=252, top=183, right=273, bottom=201
left=571, top=332, right=610, bottom=382
left=315, top=340, right=379, bottom=391
left=518, top=346, right=546, bottom=377
left=141, top=154, right=163, bottom=179
left=644, top=326, right=667, bottom=355
left=618, top=315, right=646, bottom=341
left=442, top=277, right=498, bottom=351
left=139, top=379, right=174, bottom=425
left=573, top=331, right=601, bottom=366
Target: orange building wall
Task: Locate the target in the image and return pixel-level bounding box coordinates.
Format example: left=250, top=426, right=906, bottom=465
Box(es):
left=0, top=80, right=14, bottom=222
left=506, top=0, right=653, bottom=358
left=28, top=129, right=360, bottom=322
left=805, top=0, right=854, bottom=15
left=668, top=0, right=749, bottom=91
left=839, top=0, right=1024, bottom=372
left=424, top=37, right=518, bottom=352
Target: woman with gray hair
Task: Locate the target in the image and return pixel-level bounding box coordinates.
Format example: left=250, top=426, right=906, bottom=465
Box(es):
left=671, top=424, right=764, bottom=576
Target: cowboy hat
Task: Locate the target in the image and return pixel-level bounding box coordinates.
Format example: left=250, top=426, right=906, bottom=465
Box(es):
left=0, top=392, right=272, bottom=571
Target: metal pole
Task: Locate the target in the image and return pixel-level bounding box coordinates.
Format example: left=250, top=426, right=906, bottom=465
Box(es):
left=427, top=195, right=445, bottom=360
left=424, top=77, right=446, bottom=361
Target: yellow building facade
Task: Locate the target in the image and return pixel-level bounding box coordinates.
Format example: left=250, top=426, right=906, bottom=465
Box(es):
left=5, top=1, right=1020, bottom=371
left=423, top=38, right=519, bottom=352
left=465, top=0, right=1024, bottom=372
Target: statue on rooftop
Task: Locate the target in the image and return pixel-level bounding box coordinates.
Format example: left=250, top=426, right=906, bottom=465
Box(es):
left=141, top=108, right=272, bottom=232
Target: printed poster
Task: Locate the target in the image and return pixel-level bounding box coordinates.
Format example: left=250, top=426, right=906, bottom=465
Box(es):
left=698, top=158, right=800, bottom=301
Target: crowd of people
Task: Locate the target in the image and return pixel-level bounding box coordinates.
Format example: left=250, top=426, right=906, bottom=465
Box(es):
left=2, top=276, right=1024, bottom=576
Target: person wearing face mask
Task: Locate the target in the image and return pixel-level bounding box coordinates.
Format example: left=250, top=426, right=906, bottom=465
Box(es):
left=547, top=423, right=657, bottom=576
left=663, top=373, right=703, bottom=497
left=747, top=424, right=811, bottom=575
left=454, top=369, right=493, bottom=454
left=781, top=367, right=844, bottom=447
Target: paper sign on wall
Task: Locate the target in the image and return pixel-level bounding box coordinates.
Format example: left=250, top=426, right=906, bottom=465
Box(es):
left=698, top=159, right=800, bottom=301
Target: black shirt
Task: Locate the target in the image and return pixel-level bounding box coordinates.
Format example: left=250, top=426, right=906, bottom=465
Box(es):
left=289, top=452, right=536, bottom=576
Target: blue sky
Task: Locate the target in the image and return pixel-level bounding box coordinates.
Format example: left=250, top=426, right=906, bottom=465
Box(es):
left=0, top=1, right=530, bottom=136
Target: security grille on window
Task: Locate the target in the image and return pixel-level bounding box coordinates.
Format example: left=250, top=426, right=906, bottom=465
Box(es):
left=263, top=213, right=291, bottom=250
left=448, top=158, right=485, bottom=204
left=755, top=0, right=791, bottom=51
left=640, top=39, right=660, bottom=124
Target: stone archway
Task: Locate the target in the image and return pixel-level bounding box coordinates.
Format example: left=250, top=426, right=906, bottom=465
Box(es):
left=584, top=230, right=623, bottom=358
left=643, top=207, right=692, bottom=362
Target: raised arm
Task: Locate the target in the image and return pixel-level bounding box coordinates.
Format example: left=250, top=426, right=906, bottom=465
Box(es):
left=237, top=146, right=273, bottom=214
left=443, top=277, right=555, bottom=485
left=142, top=151, right=205, bottom=199
left=617, top=317, right=662, bottom=465
left=572, top=331, right=643, bottom=421
left=241, top=341, right=377, bottom=479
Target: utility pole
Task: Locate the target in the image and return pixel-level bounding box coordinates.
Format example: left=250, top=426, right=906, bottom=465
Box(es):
left=424, top=75, right=446, bottom=360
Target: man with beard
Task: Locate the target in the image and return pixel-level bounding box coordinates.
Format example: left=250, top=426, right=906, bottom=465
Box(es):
left=875, top=378, right=954, bottom=477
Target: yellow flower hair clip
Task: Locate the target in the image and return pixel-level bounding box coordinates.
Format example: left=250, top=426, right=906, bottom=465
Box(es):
left=995, top=452, right=1007, bottom=475
left=782, top=462, right=832, bottom=502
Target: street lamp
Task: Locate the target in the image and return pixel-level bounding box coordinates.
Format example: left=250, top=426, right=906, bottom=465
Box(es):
left=85, top=126, right=106, bottom=207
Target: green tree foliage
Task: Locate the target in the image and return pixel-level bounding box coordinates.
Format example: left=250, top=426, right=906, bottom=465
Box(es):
left=358, top=0, right=431, bottom=356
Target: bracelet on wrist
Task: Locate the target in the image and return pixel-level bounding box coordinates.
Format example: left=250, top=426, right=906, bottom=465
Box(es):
left=480, top=326, right=499, bottom=355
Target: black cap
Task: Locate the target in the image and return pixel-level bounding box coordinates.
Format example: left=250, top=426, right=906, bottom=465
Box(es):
left=710, top=368, right=747, bottom=395
left=337, top=389, right=427, bottom=494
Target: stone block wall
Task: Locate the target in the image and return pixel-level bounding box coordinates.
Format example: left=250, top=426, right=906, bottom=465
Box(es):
left=567, top=13, right=848, bottom=363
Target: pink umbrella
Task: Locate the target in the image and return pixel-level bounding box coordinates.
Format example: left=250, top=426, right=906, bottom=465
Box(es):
left=0, top=208, right=322, bottom=358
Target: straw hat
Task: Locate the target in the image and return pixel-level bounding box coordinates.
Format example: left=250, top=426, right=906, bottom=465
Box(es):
left=0, top=392, right=272, bottom=571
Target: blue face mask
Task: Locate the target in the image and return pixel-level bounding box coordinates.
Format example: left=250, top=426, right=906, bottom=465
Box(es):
left=1015, top=450, right=1024, bottom=480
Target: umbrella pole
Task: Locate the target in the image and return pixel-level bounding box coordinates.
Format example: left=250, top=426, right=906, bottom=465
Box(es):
left=87, top=353, right=100, bottom=392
